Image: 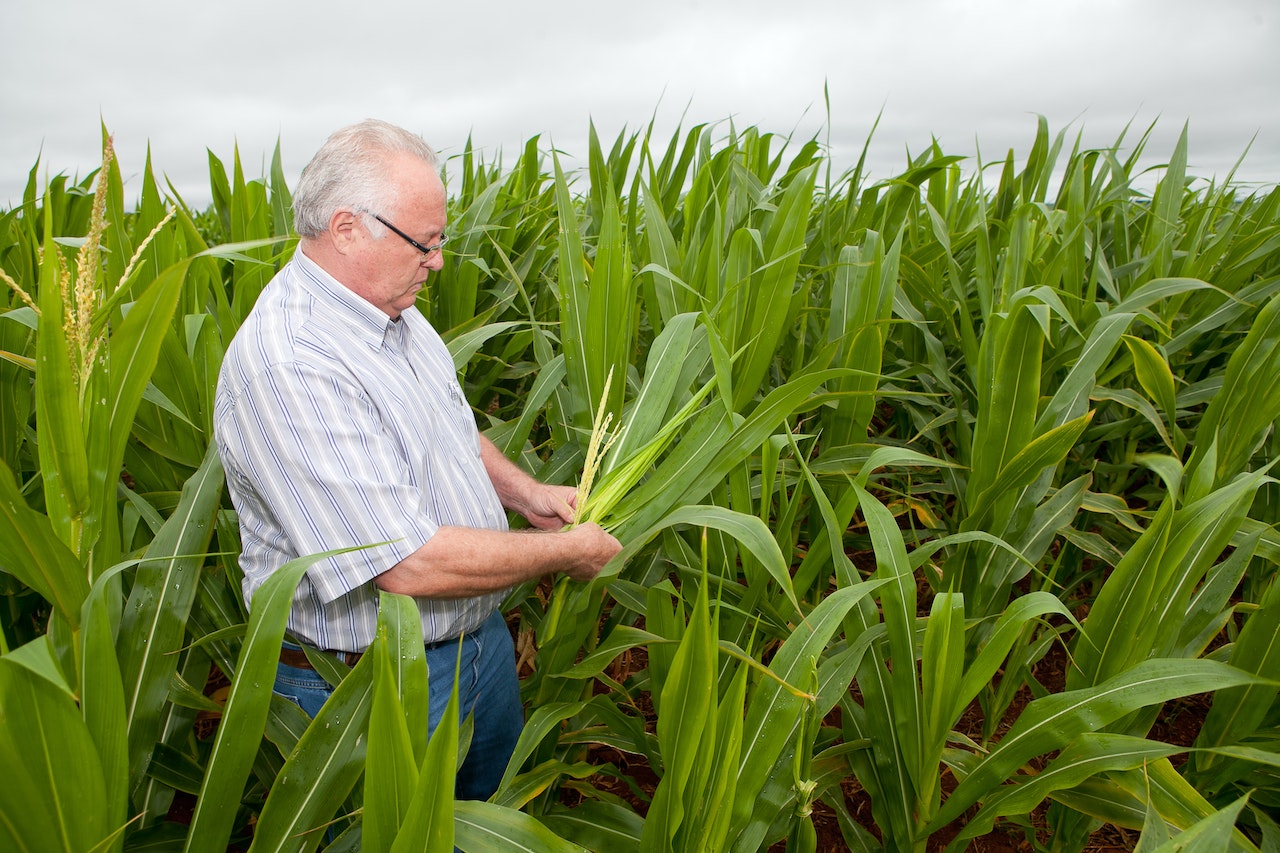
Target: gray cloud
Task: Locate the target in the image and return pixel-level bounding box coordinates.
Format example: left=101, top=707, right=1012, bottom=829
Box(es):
left=3, top=0, right=1276, bottom=208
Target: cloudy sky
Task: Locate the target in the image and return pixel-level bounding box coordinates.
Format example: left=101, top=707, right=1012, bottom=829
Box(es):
left=4, top=0, right=1277, bottom=209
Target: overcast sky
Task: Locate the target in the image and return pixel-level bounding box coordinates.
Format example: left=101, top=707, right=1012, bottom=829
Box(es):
left=4, top=0, right=1277, bottom=210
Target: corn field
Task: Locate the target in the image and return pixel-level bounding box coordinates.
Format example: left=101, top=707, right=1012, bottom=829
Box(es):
left=1, top=117, right=1278, bottom=852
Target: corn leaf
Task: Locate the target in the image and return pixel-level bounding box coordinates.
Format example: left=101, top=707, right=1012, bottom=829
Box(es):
left=733, top=164, right=817, bottom=409
left=454, top=800, right=587, bottom=852
left=391, top=650, right=460, bottom=853
left=606, top=503, right=800, bottom=616
left=0, top=461, right=88, bottom=627
left=80, top=565, right=130, bottom=853
left=928, top=658, right=1261, bottom=832
left=363, top=636, right=419, bottom=853
left=1194, top=578, right=1280, bottom=791
left=33, top=212, right=89, bottom=552
left=1186, top=292, right=1280, bottom=496
left=183, top=546, right=364, bottom=853
left=640, top=561, right=714, bottom=849
left=729, top=579, right=886, bottom=852
left=120, top=443, right=223, bottom=798
left=537, top=801, right=642, bottom=853
left=248, top=652, right=376, bottom=853
left=0, top=657, right=111, bottom=852
left=947, top=733, right=1184, bottom=849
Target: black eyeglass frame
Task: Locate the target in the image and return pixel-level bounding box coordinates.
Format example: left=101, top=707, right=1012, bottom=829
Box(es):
left=371, top=213, right=449, bottom=258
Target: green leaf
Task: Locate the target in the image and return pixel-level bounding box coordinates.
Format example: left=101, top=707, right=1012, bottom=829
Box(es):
left=956, top=591, right=1078, bottom=719
left=0, top=461, right=88, bottom=627
left=490, top=759, right=599, bottom=814
left=391, top=637, right=465, bottom=853
left=609, top=311, right=701, bottom=465
left=604, top=504, right=800, bottom=616
left=967, top=301, right=1044, bottom=506
left=378, top=591, right=430, bottom=764
left=446, top=321, right=523, bottom=372
left=120, top=444, right=223, bottom=798
left=640, top=561, right=714, bottom=849
left=948, top=734, right=1183, bottom=848
left=1195, top=579, right=1280, bottom=790
left=1124, top=335, right=1178, bottom=426
left=1186, top=292, right=1280, bottom=495
left=34, top=210, right=90, bottom=549
left=963, top=412, right=1094, bottom=532
left=921, top=592, right=965, bottom=767
left=95, top=257, right=194, bottom=576
left=538, top=801, right=642, bottom=853
left=615, top=367, right=852, bottom=538
left=729, top=579, right=886, bottom=852
left=0, top=657, right=110, bottom=852
left=1111, top=759, right=1259, bottom=851
left=454, top=800, right=587, bottom=852
left=733, top=165, right=817, bottom=409
left=80, top=569, right=129, bottom=852
left=363, top=637, right=419, bottom=853
left=1036, top=312, right=1134, bottom=431
left=494, top=700, right=594, bottom=801
left=249, top=651, right=376, bottom=852
left=553, top=153, right=592, bottom=435
left=928, top=658, right=1261, bottom=831
left=1, top=635, right=70, bottom=693
left=1142, top=795, right=1250, bottom=853
left=183, top=545, right=366, bottom=853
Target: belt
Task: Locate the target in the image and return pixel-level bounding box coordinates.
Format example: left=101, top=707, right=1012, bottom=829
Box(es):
left=279, top=647, right=362, bottom=669
left=279, top=635, right=461, bottom=670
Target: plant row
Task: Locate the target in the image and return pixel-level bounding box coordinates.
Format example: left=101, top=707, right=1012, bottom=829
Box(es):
left=0, top=117, right=1278, bottom=851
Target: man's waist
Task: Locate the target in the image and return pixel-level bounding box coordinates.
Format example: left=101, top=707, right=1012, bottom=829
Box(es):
left=249, top=583, right=506, bottom=653
left=280, top=633, right=462, bottom=670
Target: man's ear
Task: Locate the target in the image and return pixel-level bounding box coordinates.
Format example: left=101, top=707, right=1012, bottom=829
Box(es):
left=329, top=209, right=360, bottom=254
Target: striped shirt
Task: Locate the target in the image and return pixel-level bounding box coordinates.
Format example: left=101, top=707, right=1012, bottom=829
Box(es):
left=213, top=249, right=509, bottom=652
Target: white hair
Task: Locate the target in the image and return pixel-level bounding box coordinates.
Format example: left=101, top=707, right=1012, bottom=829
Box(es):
left=292, top=119, right=440, bottom=239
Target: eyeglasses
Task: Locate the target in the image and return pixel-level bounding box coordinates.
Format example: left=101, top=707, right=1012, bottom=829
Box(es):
left=371, top=214, right=449, bottom=259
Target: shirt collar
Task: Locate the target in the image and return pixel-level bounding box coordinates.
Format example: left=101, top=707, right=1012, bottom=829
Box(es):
left=293, top=248, right=399, bottom=349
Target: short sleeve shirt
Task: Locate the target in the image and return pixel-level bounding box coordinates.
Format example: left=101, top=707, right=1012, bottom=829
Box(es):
left=213, top=249, right=509, bottom=651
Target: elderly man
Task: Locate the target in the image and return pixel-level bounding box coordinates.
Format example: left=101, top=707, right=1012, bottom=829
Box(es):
left=213, top=119, right=621, bottom=800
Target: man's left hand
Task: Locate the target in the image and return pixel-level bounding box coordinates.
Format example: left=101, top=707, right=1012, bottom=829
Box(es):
left=519, top=483, right=577, bottom=529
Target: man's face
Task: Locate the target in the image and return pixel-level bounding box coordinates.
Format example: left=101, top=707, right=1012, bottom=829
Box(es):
left=351, top=154, right=448, bottom=319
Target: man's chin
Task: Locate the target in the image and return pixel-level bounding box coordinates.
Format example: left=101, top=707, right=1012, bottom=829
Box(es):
left=394, top=286, right=423, bottom=312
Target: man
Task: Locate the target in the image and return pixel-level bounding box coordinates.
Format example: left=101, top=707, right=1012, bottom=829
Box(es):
left=213, top=119, right=621, bottom=801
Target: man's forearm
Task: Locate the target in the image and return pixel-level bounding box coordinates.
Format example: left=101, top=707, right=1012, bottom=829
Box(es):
left=479, top=435, right=537, bottom=510
left=478, top=435, right=577, bottom=529
left=374, top=522, right=618, bottom=599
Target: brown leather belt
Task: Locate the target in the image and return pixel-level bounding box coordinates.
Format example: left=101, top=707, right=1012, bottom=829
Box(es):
left=280, top=635, right=460, bottom=669
left=279, top=647, right=362, bottom=669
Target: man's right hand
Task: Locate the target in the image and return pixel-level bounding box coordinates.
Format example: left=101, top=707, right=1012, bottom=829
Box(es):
left=563, top=522, right=623, bottom=582
left=379, top=520, right=623, bottom=599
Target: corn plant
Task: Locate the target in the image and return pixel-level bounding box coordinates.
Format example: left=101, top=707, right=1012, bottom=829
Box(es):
left=3, top=115, right=1280, bottom=853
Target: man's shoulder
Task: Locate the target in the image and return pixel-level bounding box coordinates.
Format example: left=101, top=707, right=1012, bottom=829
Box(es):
left=226, top=273, right=304, bottom=357
left=219, top=267, right=345, bottom=395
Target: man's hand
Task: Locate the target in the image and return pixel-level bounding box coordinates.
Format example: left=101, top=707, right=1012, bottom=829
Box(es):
left=562, top=522, right=624, bottom=581
left=518, top=483, right=578, bottom=530
left=480, top=436, right=580, bottom=529
left=378, top=518, right=624, bottom=598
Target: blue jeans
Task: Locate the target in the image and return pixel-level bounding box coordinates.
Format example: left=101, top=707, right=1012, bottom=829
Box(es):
left=274, top=609, right=523, bottom=801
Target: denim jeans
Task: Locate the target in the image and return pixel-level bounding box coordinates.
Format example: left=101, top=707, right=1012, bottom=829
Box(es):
left=274, top=609, right=523, bottom=801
